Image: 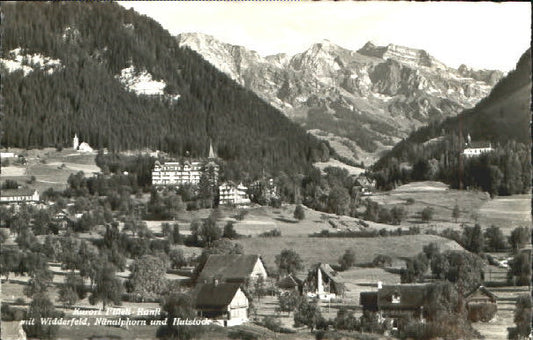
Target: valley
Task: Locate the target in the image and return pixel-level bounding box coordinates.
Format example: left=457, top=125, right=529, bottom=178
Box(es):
left=0, top=2, right=530, bottom=340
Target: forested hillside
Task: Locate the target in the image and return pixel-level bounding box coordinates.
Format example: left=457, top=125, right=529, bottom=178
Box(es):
left=1, top=2, right=329, bottom=178
left=372, top=49, right=531, bottom=196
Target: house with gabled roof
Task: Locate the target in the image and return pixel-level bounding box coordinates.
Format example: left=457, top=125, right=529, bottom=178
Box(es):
left=197, top=254, right=267, bottom=284
left=193, top=281, right=249, bottom=327
left=361, top=283, right=430, bottom=330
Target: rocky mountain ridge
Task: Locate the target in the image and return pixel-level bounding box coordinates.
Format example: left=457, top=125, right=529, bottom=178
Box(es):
left=177, top=33, right=503, bottom=165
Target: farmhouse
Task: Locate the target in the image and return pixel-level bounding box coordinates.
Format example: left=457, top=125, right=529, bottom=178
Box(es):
left=306, top=263, right=345, bottom=300
left=360, top=283, right=430, bottom=330
left=198, top=254, right=267, bottom=284
left=151, top=143, right=219, bottom=187
left=218, top=181, right=250, bottom=206
left=194, top=282, right=249, bottom=327
left=0, top=188, right=40, bottom=204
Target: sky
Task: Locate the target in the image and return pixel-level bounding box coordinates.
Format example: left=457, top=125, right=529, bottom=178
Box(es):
left=119, top=1, right=531, bottom=72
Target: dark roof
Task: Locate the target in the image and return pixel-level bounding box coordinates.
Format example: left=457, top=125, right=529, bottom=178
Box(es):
left=465, top=286, right=497, bottom=302
left=0, top=188, right=37, bottom=197
left=319, top=263, right=343, bottom=283
left=194, top=282, right=243, bottom=309
left=466, top=141, right=492, bottom=149
left=377, top=284, right=430, bottom=310
left=198, top=254, right=263, bottom=283
left=277, top=274, right=303, bottom=289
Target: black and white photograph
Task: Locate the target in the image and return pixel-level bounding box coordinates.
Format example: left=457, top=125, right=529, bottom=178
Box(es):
left=0, top=1, right=531, bottom=339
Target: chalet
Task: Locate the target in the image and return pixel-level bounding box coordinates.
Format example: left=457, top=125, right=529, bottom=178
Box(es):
left=306, top=263, right=345, bottom=300
left=465, top=286, right=497, bottom=322
left=360, top=283, right=430, bottom=330
left=0, top=188, right=40, bottom=204
left=194, top=282, right=249, bottom=327
left=218, top=182, right=250, bottom=206
left=198, top=254, right=267, bottom=284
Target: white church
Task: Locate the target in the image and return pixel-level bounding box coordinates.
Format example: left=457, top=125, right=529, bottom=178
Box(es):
left=73, top=134, right=94, bottom=153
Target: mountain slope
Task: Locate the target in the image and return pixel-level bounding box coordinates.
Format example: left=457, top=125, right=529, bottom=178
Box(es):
left=371, top=48, right=531, bottom=195
left=177, top=33, right=503, bottom=165
left=0, top=2, right=329, bottom=178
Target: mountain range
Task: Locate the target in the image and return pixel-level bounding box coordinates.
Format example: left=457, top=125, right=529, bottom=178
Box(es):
left=178, top=33, right=504, bottom=165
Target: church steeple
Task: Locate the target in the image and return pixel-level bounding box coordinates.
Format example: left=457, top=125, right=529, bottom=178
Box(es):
left=208, top=140, right=216, bottom=159
left=73, top=134, right=79, bottom=150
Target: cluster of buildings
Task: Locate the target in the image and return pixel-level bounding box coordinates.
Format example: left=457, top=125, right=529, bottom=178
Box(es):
left=191, top=250, right=499, bottom=330
left=151, top=143, right=279, bottom=207
left=191, top=254, right=351, bottom=327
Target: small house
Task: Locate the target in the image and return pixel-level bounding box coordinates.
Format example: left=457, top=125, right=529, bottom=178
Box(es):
left=194, top=282, right=249, bottom=327
left=197, top=254, right=267, bottom=284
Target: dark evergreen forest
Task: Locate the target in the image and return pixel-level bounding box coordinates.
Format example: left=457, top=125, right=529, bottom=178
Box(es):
left=371, top=49, right=531, bottom=195
left=1, top=2, right=329, bottom=178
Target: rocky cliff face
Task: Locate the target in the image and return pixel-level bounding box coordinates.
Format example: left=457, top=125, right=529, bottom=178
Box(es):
left=177, top=33, right=503, bottom=165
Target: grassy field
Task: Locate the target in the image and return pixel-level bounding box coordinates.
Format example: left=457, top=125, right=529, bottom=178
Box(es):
left=367, top=181, right=530, bottom=235
left=478, top=194, right=531, bottom=234
left=239, top=234, right=463, bottom=272
left=313, top=159, right=365, bottom=176
left=1, top=148, right=99, bottom=193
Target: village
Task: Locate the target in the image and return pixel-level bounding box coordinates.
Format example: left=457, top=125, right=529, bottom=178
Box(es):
left=0, top=133, right=530, bottom=340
